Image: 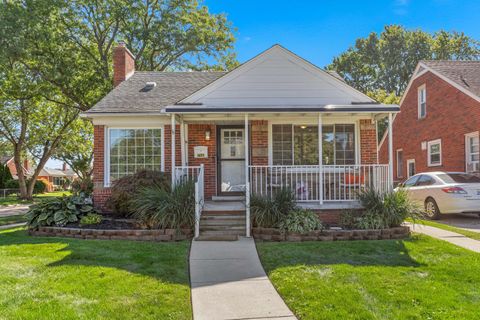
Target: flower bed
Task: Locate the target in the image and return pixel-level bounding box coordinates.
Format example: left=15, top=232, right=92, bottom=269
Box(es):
left=29, top=226, right=193, bottom=242
left=253, top=226, right=410, bottom=242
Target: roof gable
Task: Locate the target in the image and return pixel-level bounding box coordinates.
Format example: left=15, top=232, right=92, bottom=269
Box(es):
left=178, top=45, right=374, bottom=107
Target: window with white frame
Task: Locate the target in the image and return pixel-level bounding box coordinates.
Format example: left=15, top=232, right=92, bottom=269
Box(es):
left=396, top=149, right=404, bottom=178
left=427, top=139, right=442, bottom=166
left=418, top=85, right=426, bottom=119
left=271, top=124, right=355, bottom=165
left=465, top=132, right=479, bottom=173
left=108, top=128, right=162, bottom=182
left=407, top=159, right=416, bottom=178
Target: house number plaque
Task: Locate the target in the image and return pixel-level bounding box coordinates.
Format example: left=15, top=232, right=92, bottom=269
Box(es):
left=194, top=146, right=208, bottom=158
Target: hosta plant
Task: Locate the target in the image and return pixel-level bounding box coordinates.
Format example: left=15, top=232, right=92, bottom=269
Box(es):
left=26, top=195, right=98, bottom=229
left=79, top=213, right=103, bottom=226
left=279, top=208, right=323, bottom=234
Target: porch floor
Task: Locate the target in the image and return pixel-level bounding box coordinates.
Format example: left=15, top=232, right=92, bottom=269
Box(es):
left=203, top=200, right=362, bottom=211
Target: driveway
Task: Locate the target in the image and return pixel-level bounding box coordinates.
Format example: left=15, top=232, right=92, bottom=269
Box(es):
left=0, top=205, right=30, bottom=217
left=436, top=214, right=480, bottom=233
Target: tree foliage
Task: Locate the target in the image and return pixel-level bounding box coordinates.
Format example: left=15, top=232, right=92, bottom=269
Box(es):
left=0, top=0, right=235, bottom=199
left=328, top=25, right=480, bottom=97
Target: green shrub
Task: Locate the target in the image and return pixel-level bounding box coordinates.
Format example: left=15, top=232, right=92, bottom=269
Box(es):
left=250, top=188, right=296, bottom=228
left=279, top=208, right=323, bottom=234
left=4, top=179, right=19, bottom=189
left=0, top=163, right=14, bottom=188
left=356, top=188, right=424, bottom=229
left=131, top=180, right=195, bottom=230
left=72, top=176, right=94, bottom=196
left=339, top=210, right=358, bottom=229
left=26, top=195, right=98, bottom=229
left=79, top=213, right=102, bottom=226
left=4, top=179, right=47, bottom=194
left=106, top=170, right=170, bottom=217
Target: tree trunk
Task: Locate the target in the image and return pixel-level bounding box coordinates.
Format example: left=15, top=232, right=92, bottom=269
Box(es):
left=13, top=146, right=30, bottom=200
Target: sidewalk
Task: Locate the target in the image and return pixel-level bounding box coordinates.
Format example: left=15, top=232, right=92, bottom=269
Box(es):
left=407, top=222, right=480, bottom=253
left=189, top=237, right=297, bottom=320
left=0, top=205, right=29, bottom=217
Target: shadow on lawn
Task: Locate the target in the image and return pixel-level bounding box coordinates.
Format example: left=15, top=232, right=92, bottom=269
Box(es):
left=257, top=237, right=423, bottom=270
left=0, top=229, right=190, bottom=285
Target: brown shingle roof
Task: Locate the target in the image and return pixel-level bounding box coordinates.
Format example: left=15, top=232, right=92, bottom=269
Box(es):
left=85, top=71, right=226, bottom=114
left=421, top=60, right=480, bottom=98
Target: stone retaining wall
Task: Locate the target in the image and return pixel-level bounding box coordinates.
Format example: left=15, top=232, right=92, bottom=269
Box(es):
left=253, top=226, right=410, bottom=241
left=29, top=226, right=193, bottom=242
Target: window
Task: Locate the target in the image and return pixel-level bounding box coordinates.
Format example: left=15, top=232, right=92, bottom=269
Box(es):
left=427, top=139, right=442, bottom=166
left=271, top=124, right=355, bottom=165
left=418, top=85, right=426, bottom=119
left=465, top=132, right=479, bottom=173
left=407, top=159, right=416, bottom=178
left=403, top=175, right=419, bottom=187
left=396, top=149, right=404, bottom=178
left=108, top=128, right=162, bottom=182
left=416, top=175, right=436, bottom=186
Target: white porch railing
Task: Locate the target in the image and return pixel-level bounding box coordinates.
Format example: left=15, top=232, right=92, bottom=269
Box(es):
left=249, top=164, right=390, bottom=202
left=174, top=165, right=204, bottom=238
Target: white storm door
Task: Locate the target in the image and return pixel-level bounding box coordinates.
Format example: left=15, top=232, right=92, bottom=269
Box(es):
left=219, top=128, right=246, bottom=193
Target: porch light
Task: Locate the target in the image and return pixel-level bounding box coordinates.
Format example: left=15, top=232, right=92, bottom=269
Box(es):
left=205, top=128, right=211, bottom=141
left=300, top=125, right=307, bottom=129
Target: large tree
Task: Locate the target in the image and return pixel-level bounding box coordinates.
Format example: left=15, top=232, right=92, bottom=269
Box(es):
left=328, top=25, right=480, bottom=97
left=0, top=0, right=236, bottom=199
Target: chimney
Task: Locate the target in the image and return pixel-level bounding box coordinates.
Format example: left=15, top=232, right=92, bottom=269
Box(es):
left=62, top=162, right=67, bottom=172
left=23, top=159, right=29, bottom=171
left=113, top=41, right=135, bottom=87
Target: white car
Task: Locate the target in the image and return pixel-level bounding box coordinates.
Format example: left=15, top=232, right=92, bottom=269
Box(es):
left=395, top=172, right=480, bottom=219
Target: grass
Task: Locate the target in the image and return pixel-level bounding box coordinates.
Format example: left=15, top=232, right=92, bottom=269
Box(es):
left=0, top=191, right=72, bottom=206
left=0, top=215, right=27, bottom=226
left=412, top=219, right=480, bottom=241
left=0, top=228, right=192, bottom=319
left=257, top=235, right=480, bottom=320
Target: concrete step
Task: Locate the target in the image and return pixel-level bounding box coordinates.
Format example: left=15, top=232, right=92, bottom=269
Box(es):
left=200, top=219, right=245, bottom=226
left=201, top=214, right=245, bottom=220
left=211, top=196, right=245, bottom=201
left=200, top=230, right=246, bottom=236
left=200, top=225, right=245, bottom=232
left=202, top=210, right=246, bottom=216
left=195, top=234, right=238, bottom=241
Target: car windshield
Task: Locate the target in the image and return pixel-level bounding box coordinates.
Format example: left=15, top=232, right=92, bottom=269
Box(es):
left=437, top=173, right=480, bottom=184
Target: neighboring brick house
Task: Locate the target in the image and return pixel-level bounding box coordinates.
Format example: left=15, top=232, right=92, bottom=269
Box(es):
left=379, top=61, right=480, bottom=184
left=82, top=43, right=399, bottom=233
left=0, top=157, right=31, bottom=180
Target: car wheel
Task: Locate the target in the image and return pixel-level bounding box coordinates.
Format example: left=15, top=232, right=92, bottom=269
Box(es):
left=425, top=198, right=441, bottom=220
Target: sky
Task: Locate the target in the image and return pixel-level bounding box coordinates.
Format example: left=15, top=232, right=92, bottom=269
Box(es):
left=205, top=0, right=480, bottom=68
left=47, top=0, right=480, bottom=169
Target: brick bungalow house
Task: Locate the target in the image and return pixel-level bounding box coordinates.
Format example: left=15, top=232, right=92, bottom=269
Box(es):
left=0, top=157, right=31, bottom=180
left=379, top=61, right=480, bottom=184
left=82, top=43, right=398, bottom=238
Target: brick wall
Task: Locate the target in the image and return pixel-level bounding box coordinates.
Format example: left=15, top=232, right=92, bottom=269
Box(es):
left=164, top=124, right=183, bottom=172
left=359, top=119, right=378, bottom=164
left=187, top=124, right=217, bottom=198
left=379, top=71, right=480, bottom=182
left=92, top=125, right=112, bottom=211
left=251, top=120, right=269, bottom=165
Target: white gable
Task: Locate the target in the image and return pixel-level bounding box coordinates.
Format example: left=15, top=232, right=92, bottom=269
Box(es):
left=179, top=45, right=374, bottom=107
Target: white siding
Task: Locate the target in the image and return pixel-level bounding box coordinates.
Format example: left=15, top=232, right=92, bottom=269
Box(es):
left=181, top=46, right=372, bottom=107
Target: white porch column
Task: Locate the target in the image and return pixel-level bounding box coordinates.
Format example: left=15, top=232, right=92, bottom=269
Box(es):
left=245, top=113, right=251, bottom=237
left=388, top=113, right=394, bottom=190
left=171, top=113, right=176, bottom=186
left=318, top=113, right=323, bottom=205
left=180, top=118, right=186, bottom=166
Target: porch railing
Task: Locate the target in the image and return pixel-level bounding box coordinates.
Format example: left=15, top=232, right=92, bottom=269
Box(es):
left=174, top=165, right=204, bottom=238
left=249, top=164, right=390, bottom=202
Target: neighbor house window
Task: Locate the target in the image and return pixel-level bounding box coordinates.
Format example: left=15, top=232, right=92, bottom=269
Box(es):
left=109, top=128, right=162, bottom=182
left=427, top=139, right=441, bottom=167
left=396, top=149, right=403, bottom=178
left=418, top=85, right=426, bottom=119
left=272, top=124, right=355, bottom=165
left=465, top=132, right=480, bottom=173
left=407, top=159, right=416, bottom=178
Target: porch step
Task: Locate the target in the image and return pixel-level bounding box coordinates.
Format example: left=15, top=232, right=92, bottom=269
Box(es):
left=200, top=230, right=246, bottom=236
left=202, top=210, right=246, bottom=216
left=211, top=196, right=245, bottom=201
left=200, top=218, right=245, bottom=226
left=200, top=225, right=245, bottom=232
left=195, top=234, right=238, bottom=241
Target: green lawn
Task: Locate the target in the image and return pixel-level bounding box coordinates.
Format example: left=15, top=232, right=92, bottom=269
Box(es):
left=257, top=235, right=480, bottom=320
left=0, top=228, right=192, bottom=319
left=0, top=191, right=72, bottom=206
left=0, top=215, right=27, bottom=226
left=413, top=219, right=480, bottom=241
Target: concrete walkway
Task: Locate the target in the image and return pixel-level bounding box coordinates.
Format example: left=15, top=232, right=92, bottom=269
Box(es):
left=189, top=237, right=297, bottom=320
left=0, top=223, right=26, bottom=230
left=0, top=205, right=29, bottom=217
left=407, top=222, right=480, bottom=253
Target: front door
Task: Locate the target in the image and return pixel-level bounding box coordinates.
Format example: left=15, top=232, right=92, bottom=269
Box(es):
left=217, top=127, right=246, bottom=194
